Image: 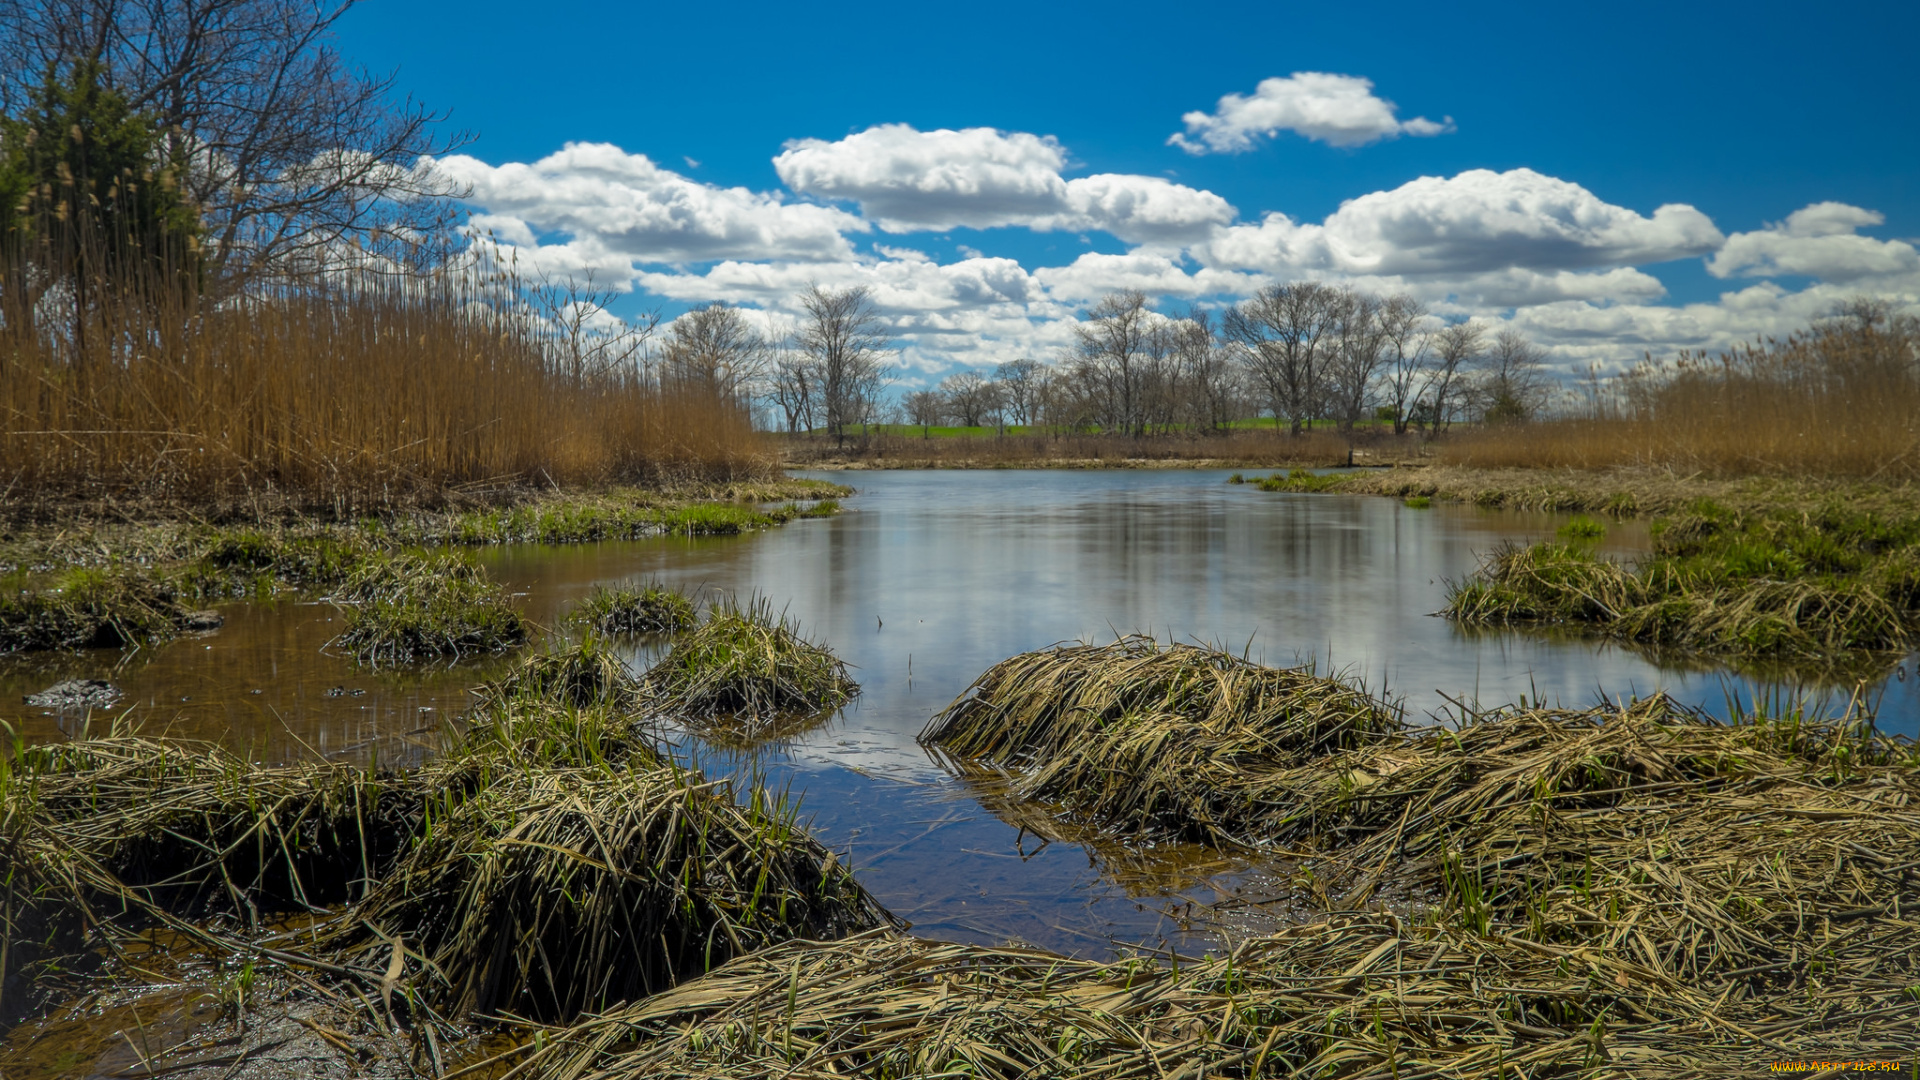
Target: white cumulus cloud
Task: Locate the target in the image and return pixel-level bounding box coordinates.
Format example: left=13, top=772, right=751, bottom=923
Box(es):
left=1200, top=168, right=1721, bottom=277
left=774, top=125, right=1232, bottom=244
left=1707, top=202, right=1920, bottom=283
left=1169, top=72, right=1452, bottom=154
left=435, top=142, right=865, bottom=267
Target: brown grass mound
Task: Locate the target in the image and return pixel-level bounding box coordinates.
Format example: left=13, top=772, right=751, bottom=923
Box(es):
left=921, top=637, right=1401, bottom=844
left=323, top=763, right=892, bottom=1022
left=494, top=913, right=1889, bottom=1080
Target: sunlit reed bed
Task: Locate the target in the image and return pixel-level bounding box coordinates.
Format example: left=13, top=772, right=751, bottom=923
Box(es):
left=642, top=596, right=858, bottom=744
left=921, top=637, right=1401, bottom=845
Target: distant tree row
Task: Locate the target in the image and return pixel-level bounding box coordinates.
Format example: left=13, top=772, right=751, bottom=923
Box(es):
left=883, top=286, right=1551, bottom=439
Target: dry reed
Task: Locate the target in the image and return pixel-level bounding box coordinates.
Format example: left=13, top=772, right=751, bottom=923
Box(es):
left=0, top=255, right=773, bottom=514
left=921, top=637, right=1401, bottom=844
left=1441, top=319, right=1920, bottom=479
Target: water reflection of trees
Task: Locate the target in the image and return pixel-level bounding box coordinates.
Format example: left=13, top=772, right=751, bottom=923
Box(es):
left=1447, top=622, right=1908, bottom=708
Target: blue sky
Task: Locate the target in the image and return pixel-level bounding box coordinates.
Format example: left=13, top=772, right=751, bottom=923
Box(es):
left=337, top=0, right=1919, bottom=385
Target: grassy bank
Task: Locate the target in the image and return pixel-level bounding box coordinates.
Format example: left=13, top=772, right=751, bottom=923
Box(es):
left=1247, top=467, right=1920, bottom=670
left=909, top=641, right=1920, bottom=1072
left=0, top=479, right=846, bottom=659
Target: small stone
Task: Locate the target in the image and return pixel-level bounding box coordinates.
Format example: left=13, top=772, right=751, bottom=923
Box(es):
left=25, top=679, right=122, bottom=710
left=183, top=610, right=224, bottom=631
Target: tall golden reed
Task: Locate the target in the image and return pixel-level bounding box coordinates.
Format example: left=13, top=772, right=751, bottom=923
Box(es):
left=0, top=256, right=769, bottom=512
left=1441, top=319, right=1920, bottom=478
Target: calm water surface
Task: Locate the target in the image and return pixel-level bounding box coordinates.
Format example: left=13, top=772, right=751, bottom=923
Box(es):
left=5, top=469, right=1915, bottom=956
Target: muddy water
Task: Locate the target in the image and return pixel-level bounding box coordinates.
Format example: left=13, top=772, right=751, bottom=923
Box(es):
left=3, top=469, right=1916, bottom=958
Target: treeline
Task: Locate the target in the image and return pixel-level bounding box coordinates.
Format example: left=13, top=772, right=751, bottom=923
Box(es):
left=0, top=0, right=765, bottom=511
left=853, top=286, right=1549, bottom=440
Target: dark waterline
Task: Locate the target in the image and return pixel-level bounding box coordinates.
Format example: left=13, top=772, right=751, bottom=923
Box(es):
left=4, top=469, right=1915, bottom=957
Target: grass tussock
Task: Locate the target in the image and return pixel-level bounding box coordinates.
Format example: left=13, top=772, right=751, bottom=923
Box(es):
left=642, top=597, right=858, bottom=741
left=1220, top=697, right=1920, bottom=1002
left=918, top=679, right=1920, bottom=1066
left=0, top=730, right=420, bottom=1023
left=570, top=579, right=697, bottom=636
left=3, top=694, right=891, bottom=1030
left=324, top=763, right=891, bottom=1022
left=921, top=637, right=1401, bottom=844
left=0, top=565, right=192, bottom=651
left=476, top=638, right=643, bottom=712
left=327, top=551, right=528, bottom=664
left=1447, top=497, right=1920, bottom=658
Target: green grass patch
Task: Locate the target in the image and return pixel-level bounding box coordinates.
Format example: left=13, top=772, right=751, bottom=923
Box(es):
left=570, top=579, right=698, bottom=636
left=1448, top=499, right=1920, bottom=659
left=328, top=551, right=528, bottom=665
left=0, top=566, right=191, bottom=652
left=642, top=595, right=858, bottom=739
left=1255, top=467, right=1349, bottom=493
left=1557, top=514, right=1606, bottom=542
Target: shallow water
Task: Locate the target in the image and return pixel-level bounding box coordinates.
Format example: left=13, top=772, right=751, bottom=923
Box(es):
left=4, top=469, right=1916, bottom=957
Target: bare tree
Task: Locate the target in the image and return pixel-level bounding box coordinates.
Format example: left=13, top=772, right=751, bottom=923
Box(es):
left=993, top=358, right=1043, bottom=427
left=660, top=302, right=771, bottom=404
left=939, top=370, right=1000, bottom=428
left=1071, top=290, right=1163, bottom=437
left=523, top=268, right=656, bottom=382
left=795, top=283, right=891, bottom=446
left=902, top=389, right=942, bottom=438
left=0, top=0, right=468, bottom=288
left=1474, top=327, right=1550, bottom=423
left=1224, top=281, right=1342, bottom=436
left=1378, top=294, right=1431, bottom=435
left=1171, top=309, right=1237, bottom=433
left=770, top=348, right=817, bottom=435
left=1418, top=321, right=1485, bottom=436
left=1323, top=288, right=1389, bottom=433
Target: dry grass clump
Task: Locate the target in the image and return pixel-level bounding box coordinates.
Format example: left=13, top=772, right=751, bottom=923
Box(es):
left=921, top=637, right=1400, bottom=844
left=1185, top=698, right=1920, bottom=996
left=641, top=596, right=857, bottom=741
left=570, top=579, right=697, bottom=636
left=327, top=551, right=528, bottom=664
left=323, top=763, right=892, bottom=1022
left=0, top=731, right=420, bottom=1023
left=496, top=917, right=1753, bottom=1080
